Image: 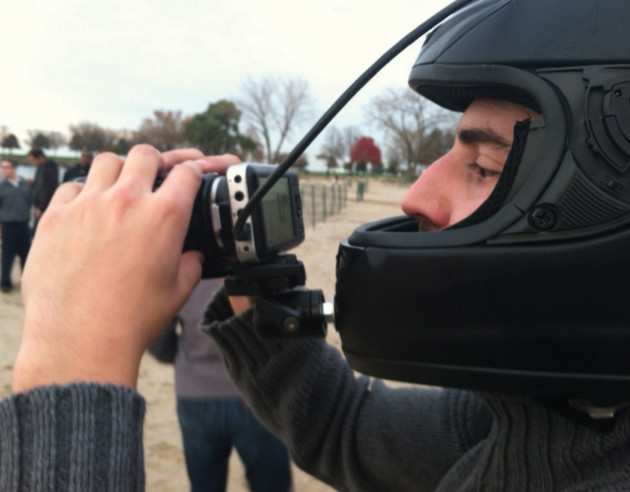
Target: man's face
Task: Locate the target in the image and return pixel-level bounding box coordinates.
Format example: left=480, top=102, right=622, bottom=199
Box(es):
left=28, top=154, right=44, bottom=166
left=401, top=99, right=538, bottom=231
left=1, top=161, right=16, bottom=180
left=80, top=151, right=93, bottom=167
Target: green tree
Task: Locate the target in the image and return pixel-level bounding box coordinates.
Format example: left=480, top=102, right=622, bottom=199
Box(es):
left=183, top=100, right=257, bottom=156
left=26, top=130, right=51, bottom=150
left=103, top=129, right=135, bottom=155
left=1, top=133, right=20, bottom=154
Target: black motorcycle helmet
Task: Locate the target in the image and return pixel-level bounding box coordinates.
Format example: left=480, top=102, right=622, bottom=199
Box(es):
left=334, top=0, right=630, bottom=404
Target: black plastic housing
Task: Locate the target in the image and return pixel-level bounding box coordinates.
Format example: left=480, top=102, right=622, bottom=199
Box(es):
left=335, top=217, right=630, bottom=402
left=181, top=164, right=304, bottom=279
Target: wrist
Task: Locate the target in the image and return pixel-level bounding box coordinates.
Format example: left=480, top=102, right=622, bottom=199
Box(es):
left=12, top=338, right=142, bottom=393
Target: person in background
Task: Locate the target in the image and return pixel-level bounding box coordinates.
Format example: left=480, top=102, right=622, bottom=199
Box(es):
left=63, top=150, right=93, bottom=182
left=27, top=147, right=58, bottom=232
left=168, top=278, right=292, bottom=492
left=0, top=159, right=33, bottom=293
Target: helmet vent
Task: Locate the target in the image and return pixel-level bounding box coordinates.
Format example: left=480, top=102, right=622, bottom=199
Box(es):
left=586, top=73, right=630, bottom=174
left=557, top=175, right=628, bottom=230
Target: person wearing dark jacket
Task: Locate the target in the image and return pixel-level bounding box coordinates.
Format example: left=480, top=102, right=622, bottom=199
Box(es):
left=27, top=147, right=58, bottom=231
left=62, top=150, right=93, bottom=182
left=0, top=159, right=32, bottom=292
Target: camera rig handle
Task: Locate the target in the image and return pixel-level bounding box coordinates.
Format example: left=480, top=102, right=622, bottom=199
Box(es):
left=224, top=254, right=306, bottom=296
left=224, top=254, right=330, bottom=340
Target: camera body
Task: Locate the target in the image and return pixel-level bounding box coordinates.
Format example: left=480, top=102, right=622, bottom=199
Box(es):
left=182, top=163, right=305, bottom=278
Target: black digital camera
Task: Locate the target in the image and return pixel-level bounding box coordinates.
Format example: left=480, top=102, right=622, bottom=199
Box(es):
left=181, top=163, right=305, bottom=279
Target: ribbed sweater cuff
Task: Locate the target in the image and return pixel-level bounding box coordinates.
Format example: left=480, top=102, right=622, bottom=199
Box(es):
left=0, top=383, right=145, bottom=492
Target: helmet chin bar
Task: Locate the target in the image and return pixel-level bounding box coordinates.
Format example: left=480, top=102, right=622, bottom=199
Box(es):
left=334, top=223, right=630, bottom=405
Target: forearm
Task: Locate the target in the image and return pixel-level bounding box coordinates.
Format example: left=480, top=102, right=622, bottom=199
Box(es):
left=0, top=383, right=145, bottom=491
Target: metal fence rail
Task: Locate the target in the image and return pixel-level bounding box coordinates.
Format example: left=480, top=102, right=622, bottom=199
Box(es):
left=299, top=182, right=349, bottom=228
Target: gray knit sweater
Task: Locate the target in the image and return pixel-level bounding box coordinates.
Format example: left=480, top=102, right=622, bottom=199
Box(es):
left=0, top=384, right=145, bottom=491
left=2, top=289, right=629, bottom=491
left=203, top=288, right=630, bottom=491
left=0, top=177, right=32, bottom=223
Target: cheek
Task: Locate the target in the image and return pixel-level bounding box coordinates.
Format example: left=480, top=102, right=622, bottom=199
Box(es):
left=450, top=198, right=487, bottom=224
left=452, top=178, right=500, bottom=222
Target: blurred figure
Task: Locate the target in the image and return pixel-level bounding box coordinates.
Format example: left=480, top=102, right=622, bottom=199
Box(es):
left=0, top=159, right=33, bottom=293
left=63, top=149, right=93, bottom=182
left=171, top=278, right=292, bottom=492
left=27, top=148, right=58, bottom=232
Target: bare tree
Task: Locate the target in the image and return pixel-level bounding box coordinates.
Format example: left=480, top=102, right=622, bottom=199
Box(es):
left=46, top=131, right=67, bottom=154
left=274, top=151, right=308, bottom=170
left=68, top=122, right=115, bottom=152
left=316, top=126, right=346, bottom=173
left=341, top=125, right=361, bottom=168
left=237, top=76, right=315, bottom=163
left=242, top=125, right=266, bottom=162
left=135, top=110, right=184, bottom=151
left=365, top=87, right=457, bottom=179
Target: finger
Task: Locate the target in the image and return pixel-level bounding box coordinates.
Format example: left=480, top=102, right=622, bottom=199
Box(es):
left=47, top=181, right=83, bottom=207
left=117, top=144, right=163, bottom=188
left=157, top=161, right=203, bottom=235
left=162, top=148, right=204, bottom=169
left=197, top=154, right=241, bottom=175
left=155, top=161, right=201, bottom=238
left=159, top=160, right=203, bottom=196
left=82, top=152, right=124, bottom=193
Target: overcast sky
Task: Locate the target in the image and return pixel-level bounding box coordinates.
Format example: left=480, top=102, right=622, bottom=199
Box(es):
left=3, top=0, right=453, bottom=163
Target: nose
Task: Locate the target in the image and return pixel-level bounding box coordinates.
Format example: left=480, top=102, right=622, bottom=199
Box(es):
left=401, top=153, right=456, bottom=230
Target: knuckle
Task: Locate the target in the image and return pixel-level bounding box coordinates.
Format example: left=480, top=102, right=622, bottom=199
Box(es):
left=159, top=192, right=186, bottom=216
left=108, top=180, right=143, bottom=213
left=128, top=144, right=160, bottom=159
left=94, top=152, right=123, bottom=166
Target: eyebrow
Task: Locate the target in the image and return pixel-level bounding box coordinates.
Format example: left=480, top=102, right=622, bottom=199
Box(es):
left=457, top=128, right=512, bottom=149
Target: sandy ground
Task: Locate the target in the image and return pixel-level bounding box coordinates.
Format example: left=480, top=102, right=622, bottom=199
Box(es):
left=0, top=177, right=408, bottom=491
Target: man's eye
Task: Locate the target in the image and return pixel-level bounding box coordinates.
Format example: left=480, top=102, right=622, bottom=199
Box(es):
left=467, top=163, right=500, bottom=179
